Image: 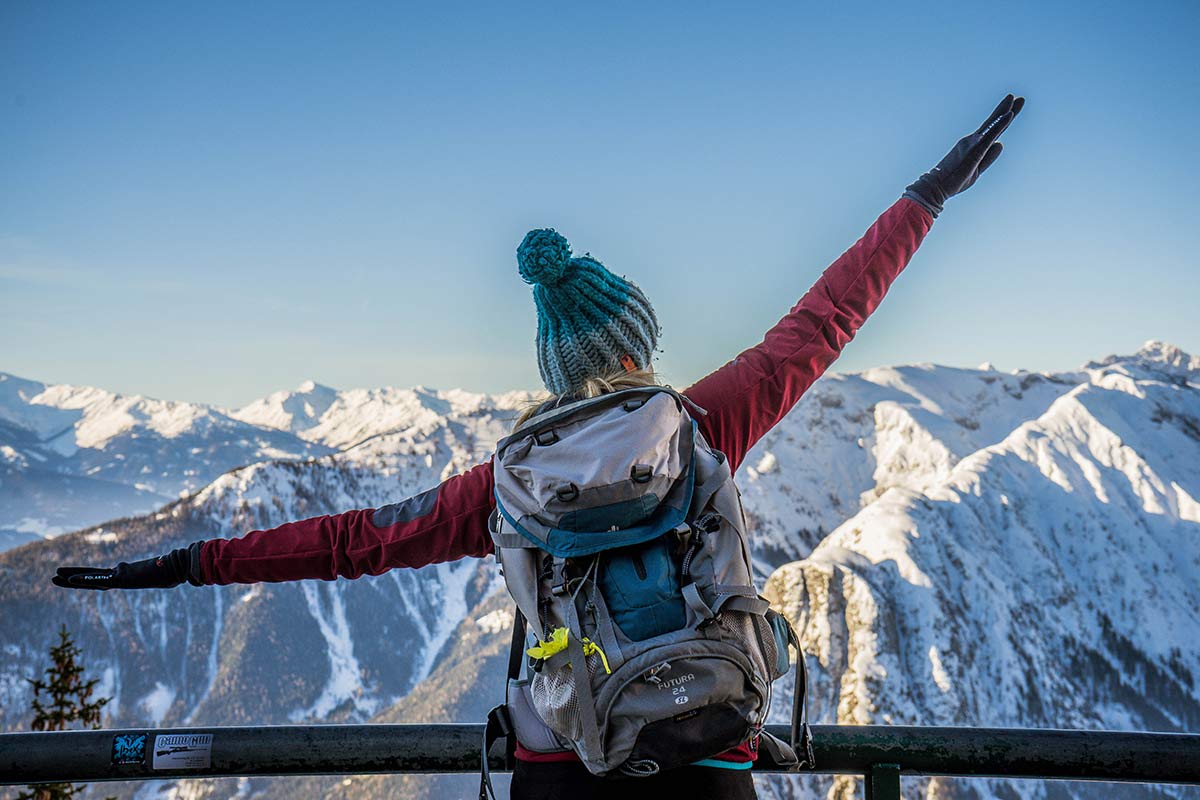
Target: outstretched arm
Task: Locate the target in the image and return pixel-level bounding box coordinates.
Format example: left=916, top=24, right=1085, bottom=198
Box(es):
left=685, top=93, right=1024, bottom=472
left=683, top=197, right=932, bottom=472
left=53, top=459, right=497, bottom=589
left=201, top=459, right=497, bottom=584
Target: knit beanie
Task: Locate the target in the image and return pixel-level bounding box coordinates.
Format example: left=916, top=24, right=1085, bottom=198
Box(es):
left=517, top=228, right=659, bottom=396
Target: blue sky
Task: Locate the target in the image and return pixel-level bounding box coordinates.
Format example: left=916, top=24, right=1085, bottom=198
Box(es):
left=2, top=1, right=1197, bottom=407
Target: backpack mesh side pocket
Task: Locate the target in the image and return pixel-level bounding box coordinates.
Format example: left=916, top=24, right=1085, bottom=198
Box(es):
left=715, top=610, right=779, bottom=685
left=529, top=651, right=605, bottom=742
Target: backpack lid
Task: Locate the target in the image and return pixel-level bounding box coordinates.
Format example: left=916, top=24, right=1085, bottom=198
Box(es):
left=496, top=386, right=691, bottom=456
left=494, top=387, right=698, bottom=558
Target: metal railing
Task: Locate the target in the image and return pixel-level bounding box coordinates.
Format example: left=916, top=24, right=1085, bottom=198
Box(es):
left=2, top=724, right=1199, bottom=799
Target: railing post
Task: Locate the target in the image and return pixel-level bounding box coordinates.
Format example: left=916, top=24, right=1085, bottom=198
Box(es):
left=864, top=763, right=901, bottom=800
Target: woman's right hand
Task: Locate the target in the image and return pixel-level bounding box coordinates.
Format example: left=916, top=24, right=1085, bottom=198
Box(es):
left=53, top=543, right=203, bottom=590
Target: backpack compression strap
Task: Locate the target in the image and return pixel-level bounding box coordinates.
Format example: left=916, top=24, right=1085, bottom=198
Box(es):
left=479, top=609, right=527, bottom=800
left=790, top=625, right=816, bottom=770
left=565, top=590, right=605, bottom=770
left=758, top=617, right=817, bottom=771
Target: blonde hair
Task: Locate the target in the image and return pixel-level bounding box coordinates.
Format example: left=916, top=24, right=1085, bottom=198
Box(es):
left=513, top=367, right=661, bottom=431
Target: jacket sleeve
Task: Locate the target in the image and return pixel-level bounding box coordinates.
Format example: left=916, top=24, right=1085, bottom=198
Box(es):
left=683, top=197, right=933, bottom=473
left=199, top=458, right=497, bottom=585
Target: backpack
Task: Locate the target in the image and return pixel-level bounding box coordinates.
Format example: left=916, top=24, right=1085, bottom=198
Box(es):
left=479, top=386, right=813, bottom=796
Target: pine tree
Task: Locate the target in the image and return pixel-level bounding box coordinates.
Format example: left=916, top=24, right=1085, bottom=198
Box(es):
left=18, top=624, right=111, bottom=800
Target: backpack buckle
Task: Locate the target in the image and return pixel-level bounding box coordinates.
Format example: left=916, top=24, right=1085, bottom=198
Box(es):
left=534, top=430, right=559, bottom=446
left=554, top=483, right=579, bottom=502
left=550, top=558, right=571, bottom=596
left=630, top=464, right=653, bottom=484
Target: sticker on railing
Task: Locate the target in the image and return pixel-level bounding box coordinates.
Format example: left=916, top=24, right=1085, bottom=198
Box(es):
left=111, top=733, right=148, bottom=766
left=152, top=733, right=213, bottom=770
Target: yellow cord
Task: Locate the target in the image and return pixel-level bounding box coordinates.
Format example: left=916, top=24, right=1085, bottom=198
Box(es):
left=526, top=627, right=612, bottom=674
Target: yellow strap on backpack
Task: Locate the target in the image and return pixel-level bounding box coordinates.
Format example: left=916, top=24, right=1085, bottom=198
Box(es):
left=526, top=627, right=612, bottom=674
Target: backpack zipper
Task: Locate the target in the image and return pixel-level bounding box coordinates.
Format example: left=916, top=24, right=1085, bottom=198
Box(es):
left=632, top=552, right=647, bottom=581
left=681, top=533, right=703, bottom=580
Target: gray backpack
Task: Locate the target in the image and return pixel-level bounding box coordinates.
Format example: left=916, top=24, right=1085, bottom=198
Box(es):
left=479, top=386, right=813, bottom=796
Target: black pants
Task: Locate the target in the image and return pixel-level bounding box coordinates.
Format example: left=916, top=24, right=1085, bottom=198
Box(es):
left=510, top=760, right=757, bottom=800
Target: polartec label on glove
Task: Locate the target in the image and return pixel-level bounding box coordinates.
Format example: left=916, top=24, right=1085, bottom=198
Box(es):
left=152, top=733, right=213, bottom=770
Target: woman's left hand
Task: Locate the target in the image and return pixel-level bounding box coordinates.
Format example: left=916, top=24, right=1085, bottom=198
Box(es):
left=904, top=93, right=1026, bottom=217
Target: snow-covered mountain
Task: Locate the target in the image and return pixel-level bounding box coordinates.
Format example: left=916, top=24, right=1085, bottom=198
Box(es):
left=0, top=373, right=338, bottom=546
left=228, top=379, right=533, bottom=451
left=0, top=341, right=1196, bottom=800
left=757, top=342, right=1200, bottom=800
left=0, top=372, right=534, bottom=548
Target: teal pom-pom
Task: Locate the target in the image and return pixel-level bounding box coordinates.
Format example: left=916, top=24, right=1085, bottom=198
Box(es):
left=517, top=229, right=571, bottom=287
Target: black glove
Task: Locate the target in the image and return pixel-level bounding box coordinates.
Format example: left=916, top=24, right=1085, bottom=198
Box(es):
left=53, top=542, right=204, bottom=590
left=904, top=93, right=1026, bottom=218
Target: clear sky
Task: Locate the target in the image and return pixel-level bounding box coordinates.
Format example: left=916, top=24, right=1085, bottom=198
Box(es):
left=2, top=1, right=1197, bottom=408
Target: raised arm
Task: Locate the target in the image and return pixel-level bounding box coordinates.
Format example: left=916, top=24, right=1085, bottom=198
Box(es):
left=52, top=459, right=497, bottom=589
left=683, top=197, right=932, bottom=471
left=685, top=93, right=1025, bottom=472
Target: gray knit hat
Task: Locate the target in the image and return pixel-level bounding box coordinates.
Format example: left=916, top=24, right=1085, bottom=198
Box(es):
left=517, top=228, right=659, bottom=396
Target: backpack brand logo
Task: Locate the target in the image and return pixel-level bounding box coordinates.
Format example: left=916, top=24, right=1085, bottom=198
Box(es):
left=654, top=672, right=695, bottom=690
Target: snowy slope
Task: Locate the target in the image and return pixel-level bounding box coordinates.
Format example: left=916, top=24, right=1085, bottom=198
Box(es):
left=761, top=342, right=1200, bottom=799
left=734, top=360, right=1081, bottom=567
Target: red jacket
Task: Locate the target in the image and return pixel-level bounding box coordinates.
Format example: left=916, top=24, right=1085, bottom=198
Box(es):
left=199, top=197, right=933, bottom=759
